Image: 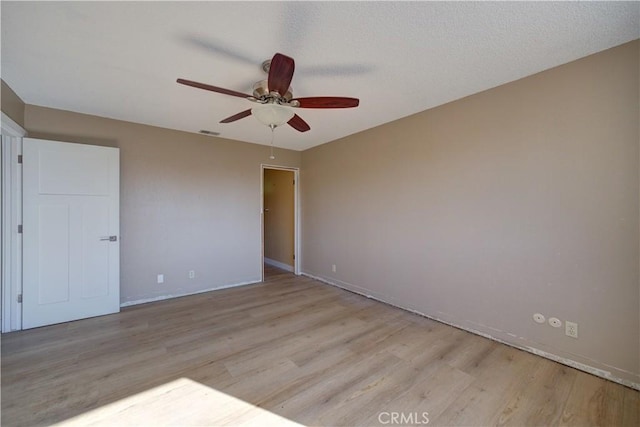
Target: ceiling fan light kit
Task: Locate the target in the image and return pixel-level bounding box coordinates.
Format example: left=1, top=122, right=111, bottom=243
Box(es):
left=177, top=52, right=360, bottom=133
left=252, top=103, right=295, bottom=127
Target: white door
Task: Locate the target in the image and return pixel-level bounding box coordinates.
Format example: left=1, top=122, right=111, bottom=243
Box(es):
left=22, top=138, right=120, bottom=329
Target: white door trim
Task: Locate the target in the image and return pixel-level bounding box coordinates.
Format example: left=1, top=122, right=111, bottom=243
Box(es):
left=261, top=164, right=300, bottom=281
left=1, top=112, right=26, bottom=332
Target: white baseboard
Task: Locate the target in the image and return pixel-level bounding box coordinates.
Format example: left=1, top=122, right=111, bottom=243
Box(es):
left=301, top=271, right=640, bottom=391
left=120, top=279, right=261, bottom=308
left=264, top=257, right=294, bottom=272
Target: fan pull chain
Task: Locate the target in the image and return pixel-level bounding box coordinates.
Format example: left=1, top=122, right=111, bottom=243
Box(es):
left=269, top=124, right=276, bottom=160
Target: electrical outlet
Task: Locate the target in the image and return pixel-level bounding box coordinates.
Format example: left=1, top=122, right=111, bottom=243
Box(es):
left=565, top=321, right=578, bottom=338
left=188, top=270, right=195, bottom=279
left=332, top=264, right=337, bottom=273
left=157, top=274, right=164, bottom=284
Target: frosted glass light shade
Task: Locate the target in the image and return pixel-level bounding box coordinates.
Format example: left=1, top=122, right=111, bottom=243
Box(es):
left=251, top=104, right=295, bottom=127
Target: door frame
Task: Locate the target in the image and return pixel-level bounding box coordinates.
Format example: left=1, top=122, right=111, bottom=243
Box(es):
left=261, top=164, right=300, bottom=280
left=1, top=112, right=26, bottom=332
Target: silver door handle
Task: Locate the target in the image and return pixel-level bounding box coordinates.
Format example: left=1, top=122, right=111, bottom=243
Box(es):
left=100, top=236, right=118, bottom=242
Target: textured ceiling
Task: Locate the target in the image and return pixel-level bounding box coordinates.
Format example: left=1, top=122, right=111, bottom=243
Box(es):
left=1, top=2, right=638, bottom=151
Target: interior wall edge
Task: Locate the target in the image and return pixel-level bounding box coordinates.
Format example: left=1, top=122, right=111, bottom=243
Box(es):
left=120, top=278, right=262, bottom=308
left=264, top=257, right=294, bottom=272
left=1, top=79, right=26, bottom=129
left=301, top=270, right=640, bottom=391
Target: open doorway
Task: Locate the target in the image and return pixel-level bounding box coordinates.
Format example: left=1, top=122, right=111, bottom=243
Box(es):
left=261, top=165, right=299, bottom=280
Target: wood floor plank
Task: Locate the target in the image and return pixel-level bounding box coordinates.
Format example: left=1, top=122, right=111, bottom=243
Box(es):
left=494, top=359, right=577, bottom=426
left=622, top=385, right=640, bottom=426
left=269, top=350, right=407, bottom=424
left=2, top=266, right=638, bottom=426
left=560, top=372, right=637, bottom=427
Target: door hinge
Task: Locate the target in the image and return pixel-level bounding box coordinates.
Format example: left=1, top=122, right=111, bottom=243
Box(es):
left=293, top=254, right=295, bottom=260
left=17, top=155, right=23, bottom=164
left=18, top=224, right=22, bottom=234
left=17, top=294, right=22, bottom=303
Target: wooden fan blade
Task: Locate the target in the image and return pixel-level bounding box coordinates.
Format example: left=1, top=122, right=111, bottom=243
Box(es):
left=220, top=109, right=252, bottom=123
left=177, top=78, right=252, bottom=99
left=268, top=53, right=295, bottom=96
left=291, top=97, right=359, bottom=108
left=287, top=114, right=310, bottom=132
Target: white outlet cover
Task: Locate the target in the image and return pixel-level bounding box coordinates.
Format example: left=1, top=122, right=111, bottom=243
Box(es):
left=157, top=274, right=164, bottom=284
left=565, top=321, right=578, bottom=338
left=533, top=313, right=546, bottom=324
left=548, top=317, right=562, bottom=328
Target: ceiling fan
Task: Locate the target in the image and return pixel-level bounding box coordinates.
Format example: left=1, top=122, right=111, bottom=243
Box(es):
left=177, top=53, right=359, bottom=133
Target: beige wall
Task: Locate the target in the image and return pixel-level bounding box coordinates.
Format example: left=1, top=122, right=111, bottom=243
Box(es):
left=264, top=169, right=295, bottom=267
left=1, top=79, right=25, bottom=128
left=301, top=40, right=640, bottom=386
left=24, top=105, right=301, bottom=304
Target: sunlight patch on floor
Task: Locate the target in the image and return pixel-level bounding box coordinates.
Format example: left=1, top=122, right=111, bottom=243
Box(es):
left=53, top=377, right=303, bottom=426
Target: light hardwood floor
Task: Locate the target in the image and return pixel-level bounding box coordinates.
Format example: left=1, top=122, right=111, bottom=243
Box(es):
left=2, top=266, right=638, bottom=426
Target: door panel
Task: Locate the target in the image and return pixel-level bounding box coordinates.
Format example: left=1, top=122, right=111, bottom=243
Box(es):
left=38, top=148, right=110, bottom=195
left=37, top=203, right=70, bottom=304
left=81, top=198, right=111, bottom=298
left=23, top=138, right=120, bottom=329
